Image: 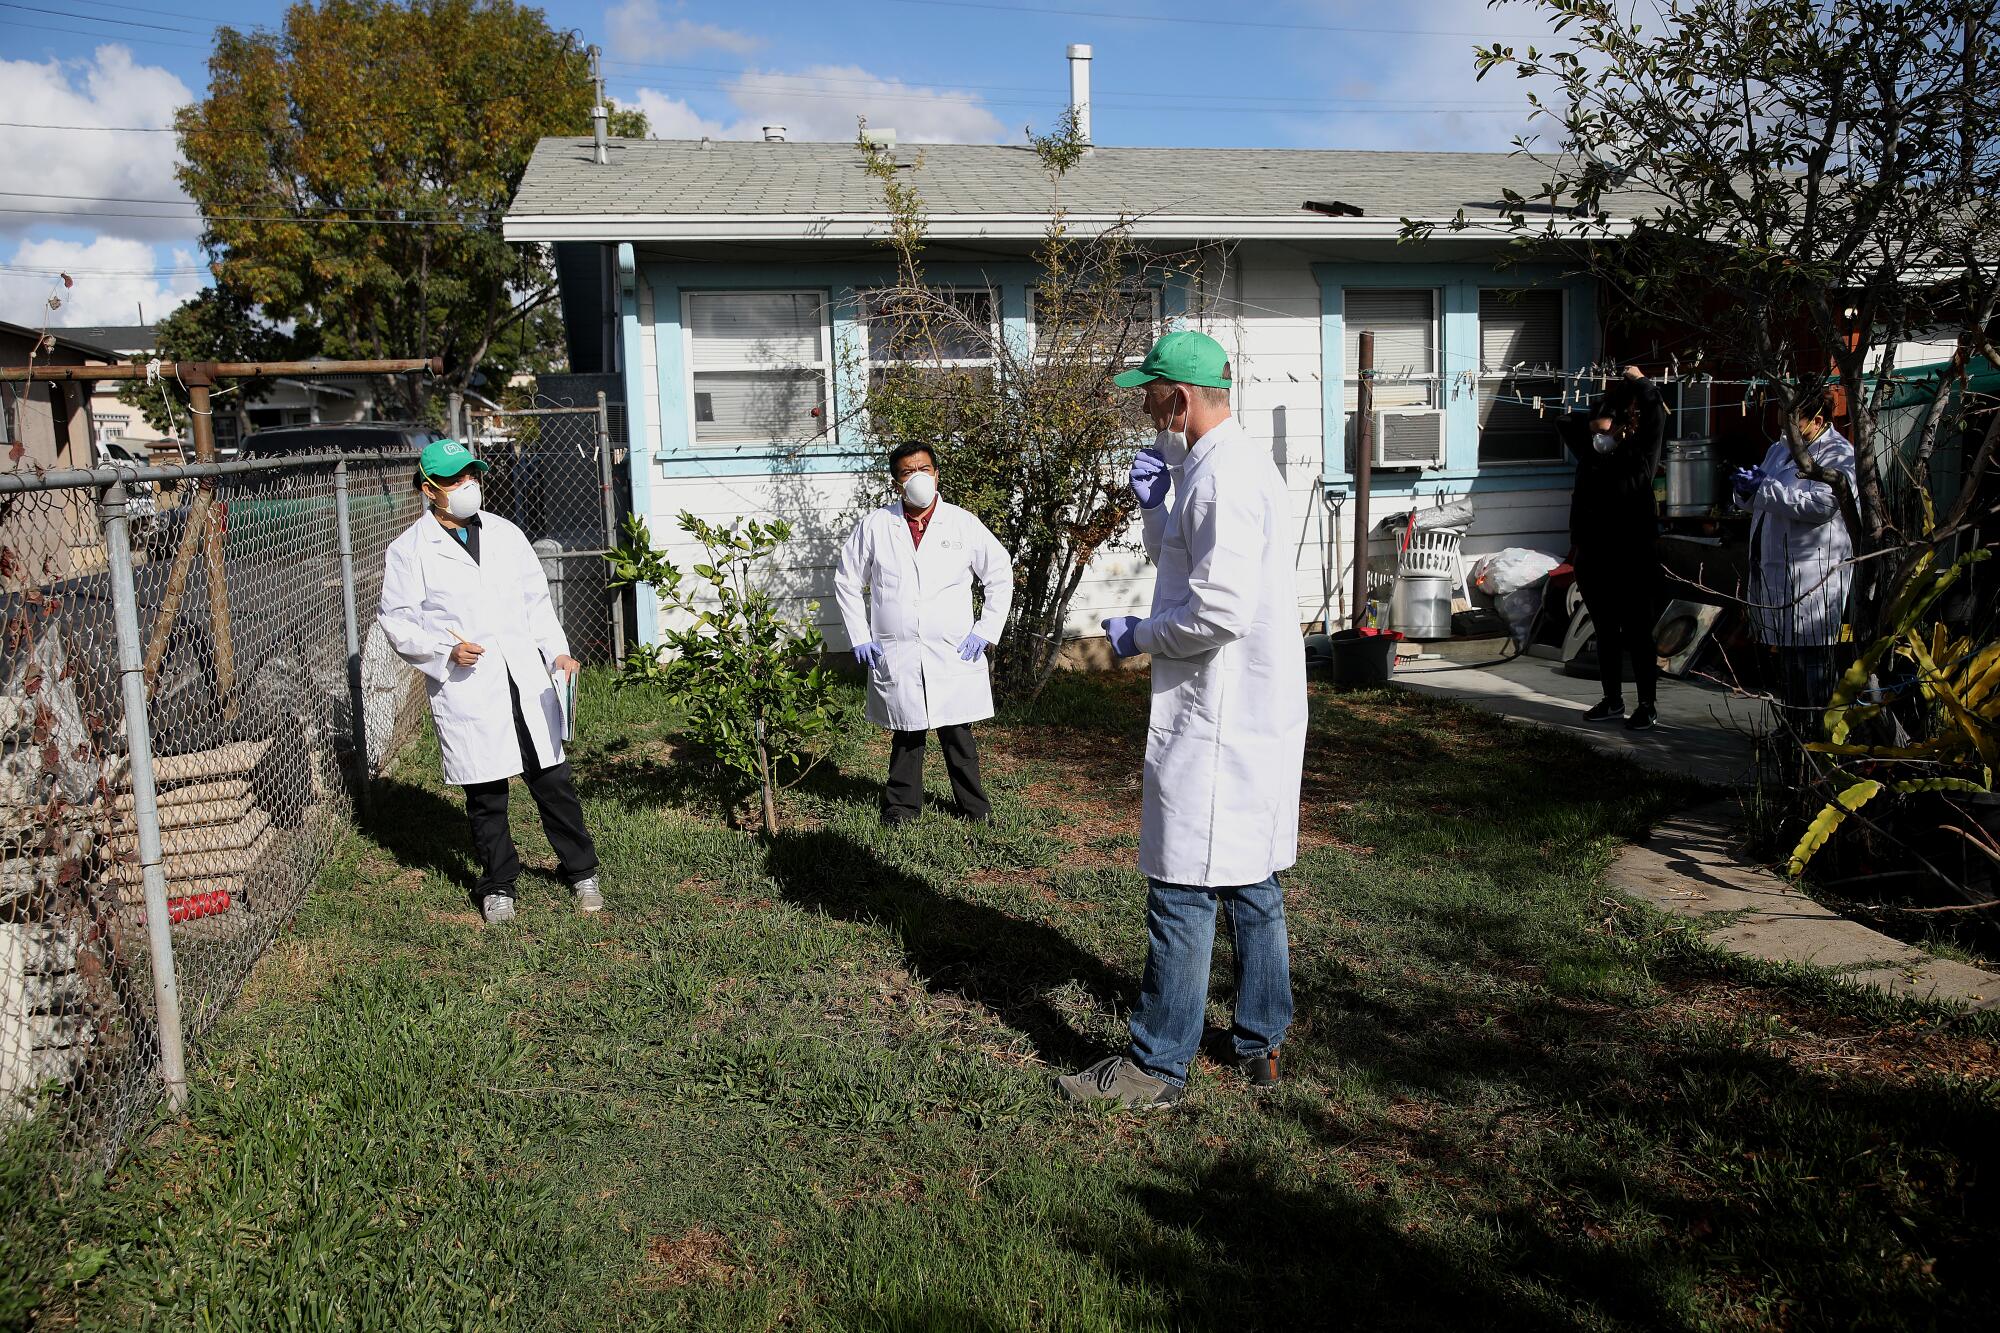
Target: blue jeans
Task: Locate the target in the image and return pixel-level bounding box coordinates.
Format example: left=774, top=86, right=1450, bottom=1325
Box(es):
left=1127, top=874, right=1294, bottom=1086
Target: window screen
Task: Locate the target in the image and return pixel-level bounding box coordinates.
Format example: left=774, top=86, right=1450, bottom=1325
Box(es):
left=1342, top=289, right=1436, bottom=411
left=1478, top=288, right=1565, bottom=464
left=685, top=291, right=832, bottom=448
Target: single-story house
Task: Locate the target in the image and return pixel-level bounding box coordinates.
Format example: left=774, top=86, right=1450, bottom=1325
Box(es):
left=504, top=132, right=1671, bottom=650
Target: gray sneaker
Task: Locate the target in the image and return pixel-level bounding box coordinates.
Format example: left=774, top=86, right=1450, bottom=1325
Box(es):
left=571, top=876, right=603, bottom=913
left=481, top=894, right=517, bottom=925
left=1056, top=1056, right=1185, bottom=1110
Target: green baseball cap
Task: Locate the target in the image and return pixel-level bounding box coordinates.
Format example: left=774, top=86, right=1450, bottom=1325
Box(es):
left=417, top=437, right=487, bottom=482
left=1112, top=329, right=1233, bottom=389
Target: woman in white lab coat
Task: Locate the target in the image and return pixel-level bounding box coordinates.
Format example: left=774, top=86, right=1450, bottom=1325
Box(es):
left=833, top=443, right=1013, bottom=824
left=377, top=438, right=601, bottom=925
left=1732, top=394, right=1857, bottom=729
left=1057, top=330, right=1307, bottom=1111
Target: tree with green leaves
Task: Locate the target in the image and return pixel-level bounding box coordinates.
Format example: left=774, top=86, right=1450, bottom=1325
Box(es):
left=851, top=114, right=1202, bottom=700
left=1408, top=1, right=1999, bottom=650
left=172, top=0, right=644, bottom=417
left=607, top=512, right=845, bottom=834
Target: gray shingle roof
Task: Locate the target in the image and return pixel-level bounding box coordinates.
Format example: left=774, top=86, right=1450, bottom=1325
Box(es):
left=508, top=137, right=1648, bottom=224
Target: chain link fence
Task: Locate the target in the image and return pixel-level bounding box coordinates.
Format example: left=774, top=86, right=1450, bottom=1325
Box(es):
left=1, top=452, right=426, bottom=1171
left=464, top=399, right=624, bottom=665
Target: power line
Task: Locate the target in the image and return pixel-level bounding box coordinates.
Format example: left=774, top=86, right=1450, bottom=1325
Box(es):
left=0, top=190, right=498, bottom=215
left=5, top=19, right=213, bottom=49
left=601, top=58, right=1522, bottom=109
left=602, top=76, right=1529, bottom=118
left=877, top=0, right=1554, bottom=40
left=38, top=0, right=263, bottom=24
left=0, top=2, right=207, bottom=35
left=0, top=206, right=500, bottom=227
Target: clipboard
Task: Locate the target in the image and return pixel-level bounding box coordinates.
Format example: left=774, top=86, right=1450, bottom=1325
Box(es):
left=558, top=670, right=577, bottom=742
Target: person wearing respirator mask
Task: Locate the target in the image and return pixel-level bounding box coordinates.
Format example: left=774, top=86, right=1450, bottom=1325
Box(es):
left=1732, top=391, right=1856, bottom=730
left=1557, top=365, right=1668, bottom=731
left=833, top=442, right=1014, bottom=825
left=378, top=439, right=602, bottom=925
left=1057, top=330, right=1307, bottom=1111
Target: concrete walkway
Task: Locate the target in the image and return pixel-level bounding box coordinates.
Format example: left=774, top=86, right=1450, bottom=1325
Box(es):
left=1390, top=650, right=2000, bottom=1011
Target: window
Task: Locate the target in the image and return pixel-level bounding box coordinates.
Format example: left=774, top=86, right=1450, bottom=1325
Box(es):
left=47, top=383, right=70, bottom=451
left=1478, top=288, right=1566, bottom=464
left=863, top=288, right=997, bottom=391
left=1342, top=289, right=1437, bottom=413
left=1026, top=286, right=1160, bottom=367
left=683, top=291, right=833, bottom=448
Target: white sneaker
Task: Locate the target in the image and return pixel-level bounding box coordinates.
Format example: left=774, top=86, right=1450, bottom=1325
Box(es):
left=572, top=876, right=603, bottom=913
left=482, top=894, right=517, bottom=925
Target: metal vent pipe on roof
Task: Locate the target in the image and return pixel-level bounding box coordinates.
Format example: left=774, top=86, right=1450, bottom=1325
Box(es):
left=763, top=125, right=788, bottom=142
left=589, top=44, right=608, bottom=165
left=1067, top=43, right=1093, bottom=149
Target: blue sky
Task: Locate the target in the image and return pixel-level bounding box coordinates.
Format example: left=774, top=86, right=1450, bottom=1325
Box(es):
left=0, top=0, right=1563, bottom=328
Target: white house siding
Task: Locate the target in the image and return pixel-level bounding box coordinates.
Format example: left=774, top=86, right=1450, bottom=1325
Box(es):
left=635, top=244, right=1575, bottom=648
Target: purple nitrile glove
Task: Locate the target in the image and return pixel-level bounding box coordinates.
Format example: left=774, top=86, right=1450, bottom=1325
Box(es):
left=1731, top=465, right=1765, bottom=499
left=1102, top=615, right=1142, bottom=659
left=854, top=641, right=885, bottom=670
left=958, top=633, right=991, bottom=662
left=1129, top=448, right=1171, bottom=510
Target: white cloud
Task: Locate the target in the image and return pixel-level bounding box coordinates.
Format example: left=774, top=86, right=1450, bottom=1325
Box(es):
left=0, top=237, right=206, bottom=329
left=606, top=0, right=761, bottom=58
left=628, top=65, right=1011, bottom=145
left=0, top=45, right=197, bottom=244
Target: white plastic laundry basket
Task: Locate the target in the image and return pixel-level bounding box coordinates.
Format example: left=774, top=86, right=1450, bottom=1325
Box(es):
left=1398, top=528, right=1463, bottom=578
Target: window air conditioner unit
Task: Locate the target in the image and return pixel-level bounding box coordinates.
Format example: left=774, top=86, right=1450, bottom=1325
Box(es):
left=1370, top=408, right=1447, bottom=469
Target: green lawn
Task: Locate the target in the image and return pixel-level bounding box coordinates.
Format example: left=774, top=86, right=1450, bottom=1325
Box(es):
left=7, top=671, right=1999, bottom=1330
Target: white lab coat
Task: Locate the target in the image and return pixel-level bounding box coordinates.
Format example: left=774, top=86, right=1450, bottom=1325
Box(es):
left=833, top=500, right=1014, bottom=732
left=377, top=510, right=570, bottom=786
left=1736, top=427, right=1857, bottom=648
left=1132, top=416, right=1308, bottom=888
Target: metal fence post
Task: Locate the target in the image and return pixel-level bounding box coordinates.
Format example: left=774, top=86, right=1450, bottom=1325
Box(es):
left=596, top=390, right=625, bottom=662
left=535, top=538, right=567, bottom=625
left=98, top=477, right=190, bottom=1112
left=333, top=459, right=369, bottom=812
left=448, top=391, right=464, bottom=442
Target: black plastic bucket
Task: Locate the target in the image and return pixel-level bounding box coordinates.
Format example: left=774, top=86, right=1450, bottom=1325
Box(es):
left=1328, top=629, right=1397, bottom=686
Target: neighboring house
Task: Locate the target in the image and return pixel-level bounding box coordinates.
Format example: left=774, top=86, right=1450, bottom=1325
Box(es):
left=0, top=320, right=120, bottom=579
left=60, top=323, right=379, bottom=458
left=505, top=130, right=1664, bottom=648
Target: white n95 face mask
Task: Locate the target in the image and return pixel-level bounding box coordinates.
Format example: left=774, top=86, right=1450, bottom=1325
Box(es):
left=1155, top=428, right=1189, bottom=467
left=1591, top=432, right=1618, bottom=455
left=901, top=472, right=938, bottom=510
left=443, top=480, right=483, bottom=520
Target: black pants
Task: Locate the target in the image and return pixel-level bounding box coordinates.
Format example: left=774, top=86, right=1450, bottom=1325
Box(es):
left=885, top=724, right=990, bottom=821
left=463, top=683, right=598, bottom=902
left=1575, top=544, right=1661, bottom=706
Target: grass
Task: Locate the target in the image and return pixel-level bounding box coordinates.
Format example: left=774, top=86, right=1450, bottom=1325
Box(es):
left=6, top=670, right=2000, bottom=1330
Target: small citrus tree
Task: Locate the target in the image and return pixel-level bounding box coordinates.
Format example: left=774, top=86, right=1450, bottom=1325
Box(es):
left=606, top=512, right=844, bottom=834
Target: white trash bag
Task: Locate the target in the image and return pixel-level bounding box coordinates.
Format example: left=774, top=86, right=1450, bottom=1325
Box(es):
left=1472, top=548, right=1563, bottom=648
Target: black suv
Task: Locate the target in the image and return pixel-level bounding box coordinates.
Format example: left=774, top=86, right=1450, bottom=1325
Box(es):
left=239, top=421, right=441, bottom=458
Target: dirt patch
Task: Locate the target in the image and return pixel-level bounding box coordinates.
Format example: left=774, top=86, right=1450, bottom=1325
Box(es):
left=1649, top=977, right=2000, bottom=1085
left=640, top=1226, right=742, bottom=1288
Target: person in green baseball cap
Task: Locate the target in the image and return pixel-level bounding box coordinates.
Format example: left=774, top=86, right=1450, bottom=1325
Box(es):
left=1058, top=328, right=1307, bottom=1110
left=378, top=438, right=603, bottom=925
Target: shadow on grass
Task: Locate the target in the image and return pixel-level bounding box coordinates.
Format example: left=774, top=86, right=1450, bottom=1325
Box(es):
left=358, top=777, right=479, bottom=905
left=764, top=828, right=1131, bottom=1070
left=578, top=737, right=886, bottom=822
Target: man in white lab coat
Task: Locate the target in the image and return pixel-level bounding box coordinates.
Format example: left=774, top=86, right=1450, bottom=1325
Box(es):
left=834, top=442, right=1014, bottom=825
left=1732, top=392, right=1858, bottom=729
left=378, top=439, right=601, bottom=925
left=1057, top=330, right=1308, bottom=1110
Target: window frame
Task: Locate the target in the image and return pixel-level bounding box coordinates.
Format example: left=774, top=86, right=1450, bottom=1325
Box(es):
left=1475, top=285, right=1570, bottom=466
left=679, top=288, right=837, bottom=452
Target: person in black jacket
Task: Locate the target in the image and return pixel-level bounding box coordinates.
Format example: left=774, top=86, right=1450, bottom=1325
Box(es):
left=1559, top=366, right=1667, bottom=731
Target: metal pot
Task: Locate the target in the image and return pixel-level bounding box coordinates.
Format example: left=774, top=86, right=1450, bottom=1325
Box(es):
left=1663, top=439, right=1717, bottom=517
left=1389, top=573, right=1453, bottom=641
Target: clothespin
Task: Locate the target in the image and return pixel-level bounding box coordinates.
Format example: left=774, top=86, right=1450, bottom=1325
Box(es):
left=1533, top=395, right=1544, bottom=416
